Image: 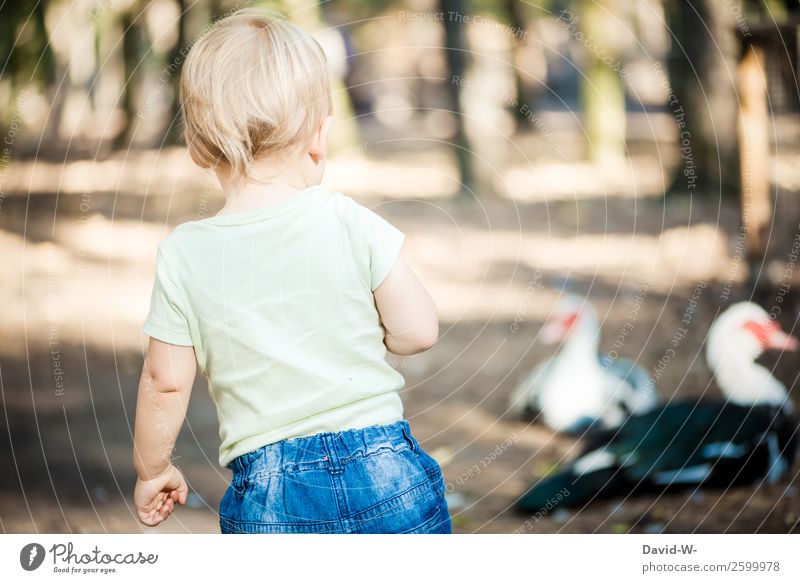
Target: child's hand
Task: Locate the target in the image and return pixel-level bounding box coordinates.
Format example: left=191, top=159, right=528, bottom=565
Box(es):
left=133, top=464, right=188, bottom=526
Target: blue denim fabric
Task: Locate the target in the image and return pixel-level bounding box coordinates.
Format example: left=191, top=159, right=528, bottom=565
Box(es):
left=219, top=420, right=452, bottom=534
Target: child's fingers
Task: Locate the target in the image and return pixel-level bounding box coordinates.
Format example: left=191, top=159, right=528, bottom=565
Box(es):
left=157, top=504, right=173, bottom=521
left=178, top=480, right=189, bottom=505
left=147, top=489, right=180, bottom=523
left=138, top=489, right=179, bottom=525
left=139, top=508, right=161, bottom=527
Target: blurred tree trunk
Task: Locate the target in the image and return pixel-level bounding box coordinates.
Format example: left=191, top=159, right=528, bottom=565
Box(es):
left=665, top=0, right=741, bottom=197
left=29, top=1, right=59, bottom=148
left=114, top=1, right=146, bottom=149
left=165, top=0, right=188, bottom=146
left=578, top=0, right=626, bottom=164
left=439, top=0, right=474, bottom=196
left=165, top=0, right=219, bottom=146
left=504, top=0, right=532, bottom=132
left=0, top=2, right=55, bottom=103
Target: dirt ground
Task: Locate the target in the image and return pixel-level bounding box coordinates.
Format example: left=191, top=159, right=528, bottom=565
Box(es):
left=1, top=141, right=799, bottom=534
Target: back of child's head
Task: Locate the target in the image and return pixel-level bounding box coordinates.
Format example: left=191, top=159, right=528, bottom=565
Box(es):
left=180, top=7, right=332, bottom=180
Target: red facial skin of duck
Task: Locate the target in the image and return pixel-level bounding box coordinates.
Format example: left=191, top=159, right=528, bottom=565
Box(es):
left=540, top=312, right=580, bottom=345
left=740, top=319, right=799, bottom=352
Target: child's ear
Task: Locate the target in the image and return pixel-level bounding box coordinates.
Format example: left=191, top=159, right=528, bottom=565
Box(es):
left=308, top=115, right=334, bottom=162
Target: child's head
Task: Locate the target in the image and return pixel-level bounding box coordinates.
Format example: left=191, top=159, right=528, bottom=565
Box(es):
left=180, top=8, right=333, bottom=183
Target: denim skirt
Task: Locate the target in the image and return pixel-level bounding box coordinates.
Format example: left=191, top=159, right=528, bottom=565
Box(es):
left=219, top=420, right=452, bottom=534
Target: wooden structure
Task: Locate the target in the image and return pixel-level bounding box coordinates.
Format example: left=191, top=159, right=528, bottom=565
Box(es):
left=738, top=21, right=800, bottom=286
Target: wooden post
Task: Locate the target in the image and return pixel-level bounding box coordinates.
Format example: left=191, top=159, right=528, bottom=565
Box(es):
left=737, top=44, right=770, bottom=262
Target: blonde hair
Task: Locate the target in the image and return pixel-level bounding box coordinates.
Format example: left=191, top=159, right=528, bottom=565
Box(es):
left=179, top=7, right=332, bottom=180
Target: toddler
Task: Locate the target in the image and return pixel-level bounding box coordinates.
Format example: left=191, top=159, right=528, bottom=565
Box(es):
left=131, top=7, right=450, bottom=534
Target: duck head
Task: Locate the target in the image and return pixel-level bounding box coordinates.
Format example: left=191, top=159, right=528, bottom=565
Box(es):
left=540, top=295, right=599, bottom=346
left=706, top=302, right=798, bottom=407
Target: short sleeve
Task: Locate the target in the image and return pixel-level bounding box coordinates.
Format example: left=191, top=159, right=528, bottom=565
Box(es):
left=142, top=246, right=194, bottom=346
left=350, top=201, right=406, bottom=290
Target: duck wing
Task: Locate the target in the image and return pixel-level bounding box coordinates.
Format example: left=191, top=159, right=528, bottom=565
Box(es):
left=598, top=355, right=657, bottom=418
left=586, top=400, right=794, bottom=487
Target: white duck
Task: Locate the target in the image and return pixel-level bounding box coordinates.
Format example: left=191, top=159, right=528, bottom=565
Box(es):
left=508, top=295, right=657, bottom=433
left=516, top=301, right=799, bottom=514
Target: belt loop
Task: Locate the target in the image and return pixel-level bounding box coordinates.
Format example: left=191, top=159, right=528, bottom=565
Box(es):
left=400, top=421, right=417, bottom=450
left=322, top=433, right=343, bottom=474
left=230, top=461, right=245, bottom=491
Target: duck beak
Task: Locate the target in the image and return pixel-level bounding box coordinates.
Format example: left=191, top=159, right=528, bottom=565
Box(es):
left=767, top=330, right=800, bottom=352
left=539, top=320, right=566, bottom=345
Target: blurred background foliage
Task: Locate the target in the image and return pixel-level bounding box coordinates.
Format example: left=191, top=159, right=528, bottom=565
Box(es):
left=2, top=1, right=798, bottom=213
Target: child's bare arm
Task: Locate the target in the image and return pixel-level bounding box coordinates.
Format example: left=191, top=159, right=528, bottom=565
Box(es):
left=133, top=338, right=196, bottom=477
left=132, top=337, right=196, bottom=525
left=373, top=252, right=439, bottom=356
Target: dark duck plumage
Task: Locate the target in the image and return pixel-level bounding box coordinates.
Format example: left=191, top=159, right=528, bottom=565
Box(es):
left=515, top=302, right=799, bottom=514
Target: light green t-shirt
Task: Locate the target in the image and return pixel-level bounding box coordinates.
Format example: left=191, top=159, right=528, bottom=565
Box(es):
left=142, top=186, right=406, bottom=468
